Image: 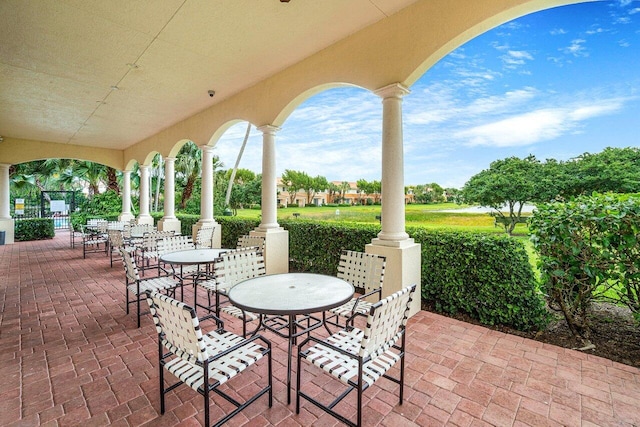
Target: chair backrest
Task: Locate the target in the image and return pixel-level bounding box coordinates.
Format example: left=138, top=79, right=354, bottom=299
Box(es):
left=158, top=235, right=195, bottom=257
left=358, top=284, right=416, bottom=360
left=236, top=235, right=266, bottom=253
left=131, top=223, right=155, bottom=236
left=213, top=250, right=265, bottom=289
left=108, top=229, right=125, bottom=249
left=146, top=291, right=208, bottom=363
left=119, top=247, right=140, bottom=282
left=337, top=250, right=386, bottom=294
left=107, top=221, right=127, bottom=230
left=195, top=225, right=215, bottom=248
left=96, top=220, right=109, bottom=233
left=141, top=230, right=174, bottom=251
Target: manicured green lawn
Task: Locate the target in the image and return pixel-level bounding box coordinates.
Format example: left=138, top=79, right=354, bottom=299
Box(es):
left=236, top=203, right=530, bottom=234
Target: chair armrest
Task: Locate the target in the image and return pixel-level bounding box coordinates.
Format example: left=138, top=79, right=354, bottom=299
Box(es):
left=345, top=311, right=367, bottom=328
left=206, top=333, right=271, bottom=362
left=298, top=334, right=359, bottom=361
left=198, top=313, right=225, bottom=330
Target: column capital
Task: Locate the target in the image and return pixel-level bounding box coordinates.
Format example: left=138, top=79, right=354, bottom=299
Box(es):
left=257, top=124, right=281, bottom=135
left=164, top=156, right=176, bottom=162
left=374, top=83, right=410, bottom=99
left=200, top=144, right=214, bottom=153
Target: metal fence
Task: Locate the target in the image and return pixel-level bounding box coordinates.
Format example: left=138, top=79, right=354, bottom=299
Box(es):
left=12, top=191, right=76, bottom=230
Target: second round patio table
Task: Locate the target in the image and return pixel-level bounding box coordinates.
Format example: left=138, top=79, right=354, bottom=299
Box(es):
left=159, top=248, right=228, bottom=305
left=228, top=272, right=354, bottom=404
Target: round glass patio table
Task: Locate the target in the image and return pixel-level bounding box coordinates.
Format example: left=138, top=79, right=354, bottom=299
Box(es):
left=160, top=248, right=228, bottom=306
left=228, top=273, right=354, bottom=404
left=159, top=248, right=226, bottom=265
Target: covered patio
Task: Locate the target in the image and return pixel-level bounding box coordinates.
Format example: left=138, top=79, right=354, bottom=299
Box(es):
left=2, top=233, right=638, bottom=426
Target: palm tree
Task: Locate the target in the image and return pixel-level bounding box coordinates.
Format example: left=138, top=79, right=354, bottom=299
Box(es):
left=176, top=142, right=202, bottom=210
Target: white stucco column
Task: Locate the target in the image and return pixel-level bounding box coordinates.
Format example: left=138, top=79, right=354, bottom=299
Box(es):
left=158, top=157, right=180, bottom=233
left=0, top=163, right=15, bottom=244
left=257, top=125, right=280, bottom=231
left=118, top=170, right=135, bottom=222
left=367, top=83, right=421, bottom=316
left=193, top=145, right=221, bottom=246
left=253, top=125, right=288, bottom=274
left=137, top=165, right=153, bottom=225
left=375, top=83, right=411, bottom=243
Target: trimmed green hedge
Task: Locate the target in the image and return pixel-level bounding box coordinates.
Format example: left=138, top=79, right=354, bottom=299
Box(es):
left=412, top=228, right=548, bottom=331
left=15, top=218, right=55, bottom=241
left=214, top=217, right=547, bottom=331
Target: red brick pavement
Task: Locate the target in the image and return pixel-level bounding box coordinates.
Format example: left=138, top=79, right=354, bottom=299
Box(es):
left=1, top=232, right=639, bottom=426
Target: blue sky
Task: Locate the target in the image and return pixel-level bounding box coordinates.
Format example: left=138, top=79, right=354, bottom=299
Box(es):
left=215, top=0, right=640, bottom=189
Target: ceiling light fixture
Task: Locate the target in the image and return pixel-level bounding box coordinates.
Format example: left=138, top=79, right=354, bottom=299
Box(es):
left=110, top=85, right=119, bottom=91
left=208, top=90, right=216, bottom=98
left=126, top=63, right=139, bottom=69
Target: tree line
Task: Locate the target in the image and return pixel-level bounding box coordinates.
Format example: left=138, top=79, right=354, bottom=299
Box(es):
left=461, top=147, right=640, bottom=234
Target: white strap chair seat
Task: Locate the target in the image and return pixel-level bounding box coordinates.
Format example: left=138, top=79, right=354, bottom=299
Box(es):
left=303, top=327, right=402, bottom=388
left=126, top=276, right=176, bottom=296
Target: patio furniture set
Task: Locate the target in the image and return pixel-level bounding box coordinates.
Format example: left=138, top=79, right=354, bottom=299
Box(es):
left=73, top=220, right=417, bottom=426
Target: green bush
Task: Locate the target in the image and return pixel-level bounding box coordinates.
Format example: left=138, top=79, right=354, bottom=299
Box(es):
left=412, top=228, right=548, bottom=331
left=529, top=193, right=640, bottom=340
left=281, top=220, right=379, bottom=274
left=15, top=218, right=55, bottom=241
left=217, top=217, right=260, bottom=247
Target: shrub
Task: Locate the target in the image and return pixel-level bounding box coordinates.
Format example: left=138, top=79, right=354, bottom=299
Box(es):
left=412, top=228, right=548, bottom=331
left=529, top=193, right=640, bottom=341
left=15, top=218, right=55, bottom=241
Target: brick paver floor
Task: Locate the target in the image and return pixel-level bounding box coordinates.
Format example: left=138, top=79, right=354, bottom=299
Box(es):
left=1, top=232, right=639, bottom=426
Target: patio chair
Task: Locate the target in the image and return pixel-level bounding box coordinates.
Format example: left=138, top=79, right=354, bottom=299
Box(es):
left=107, top=229, right=135, bottom=268
left=236, top=234, right=265, bottom=253
left=323, top=250, right=386, bottom=331
left=195, top=225, right=216, bottom=249
left=296, top=284, right=416, bottom=427
left=119, top=248, right=180, bottom=328
left=136, top=230, right=174, bottom=276
left=157, top=235, right=199, bottom=283
left=196, top=249, right=265, bottom=337
left=145, top=290, right=272, bottom=427
left=80, top=224, right=108, bottom=258
left=69, top=222, right=82, bottom=249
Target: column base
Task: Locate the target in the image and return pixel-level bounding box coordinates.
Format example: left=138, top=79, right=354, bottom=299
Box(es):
left=366, top=240, right=421, bottom=318
left=193, top=220, right=221, bottom=248
left=158, top=218, right=181, bottom=234
left=0, top=218, right=15, bottom=244
left=118, top=212, right=135, bottom=222
left=251, top=227, right=289, bottom=275
left=137, top=215, right=154, bottom=226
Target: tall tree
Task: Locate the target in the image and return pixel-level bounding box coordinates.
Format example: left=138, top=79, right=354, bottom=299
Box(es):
left=176, top=142, right=202, bottom=210
left=339, top=181, right=351, bottom=203
left=462, top=155, right=542, bottom=234
left=281, top=169, right=304, bottom=204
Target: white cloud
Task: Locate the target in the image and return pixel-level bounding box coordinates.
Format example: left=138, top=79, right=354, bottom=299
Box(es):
left=550, top=28, right=568, bottom=35
left=561, top=39, right=589, bottom=57
left=455, top=97, right=628, bottom=148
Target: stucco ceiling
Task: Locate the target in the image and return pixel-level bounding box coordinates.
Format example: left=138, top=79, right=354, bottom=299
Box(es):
left=0, top=0, right=419, bottom=150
